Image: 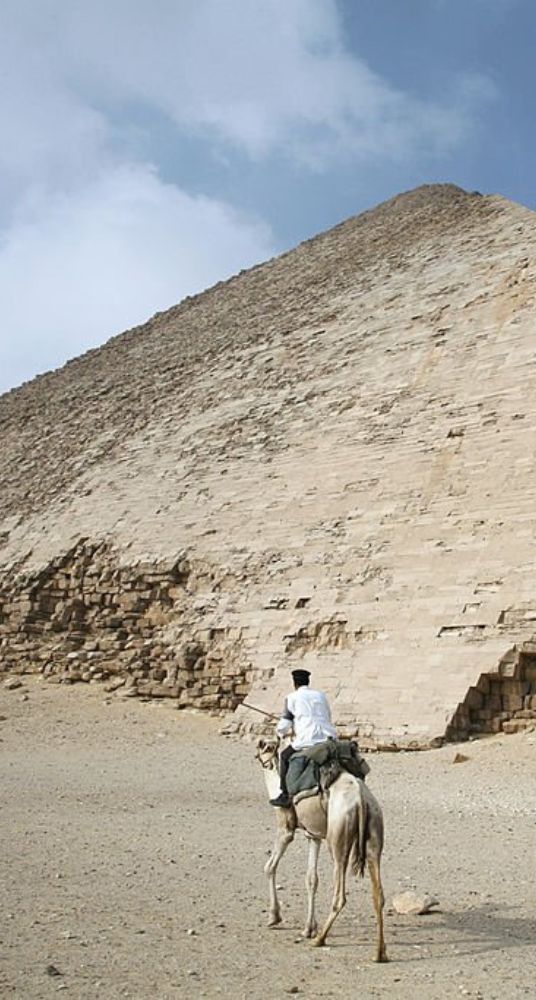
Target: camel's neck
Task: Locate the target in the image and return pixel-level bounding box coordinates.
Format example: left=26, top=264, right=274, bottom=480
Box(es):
left=262, top=763, right=281, bottom=799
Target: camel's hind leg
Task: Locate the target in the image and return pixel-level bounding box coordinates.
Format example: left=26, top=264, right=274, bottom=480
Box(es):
left=303, top=837, right=320, bottom=938
left=312, top=854, right=348, bottom=947
left=312, top=816, right=352, bottom=947
left=367, top=854, right=388, bottom=962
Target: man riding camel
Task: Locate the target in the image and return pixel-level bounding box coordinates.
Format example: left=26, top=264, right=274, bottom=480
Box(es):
left=269, top=668, right=337, bottom=808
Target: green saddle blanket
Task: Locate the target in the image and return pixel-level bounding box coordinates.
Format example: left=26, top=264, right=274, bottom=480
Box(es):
left=286, top=739, right=370, bottom=803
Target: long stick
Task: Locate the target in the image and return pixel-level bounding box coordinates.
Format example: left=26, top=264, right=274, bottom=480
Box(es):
left=241, top=701, right=279, bottom=721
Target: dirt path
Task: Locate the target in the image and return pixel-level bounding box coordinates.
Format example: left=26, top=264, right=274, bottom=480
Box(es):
left=1, top=678, right=535, bottom=999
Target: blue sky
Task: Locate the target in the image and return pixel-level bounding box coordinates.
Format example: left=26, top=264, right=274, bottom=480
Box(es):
left=0, top=0, right=534, bottom=393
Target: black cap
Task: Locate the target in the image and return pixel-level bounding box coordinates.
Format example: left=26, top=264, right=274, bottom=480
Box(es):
left=291, top=669, right=311, bottom=686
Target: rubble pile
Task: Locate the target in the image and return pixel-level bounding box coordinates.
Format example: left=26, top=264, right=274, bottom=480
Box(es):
left=0, top=540, right=257, bottom=712
left=447, top=646, right=536, bottom=739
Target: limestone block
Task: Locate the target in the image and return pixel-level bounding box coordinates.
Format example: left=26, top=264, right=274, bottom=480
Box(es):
left=502, top=718, right=534, bottom=734
left=144, top=682, right=179, bottom=698
left=198, top=694, right=220, bottom=708
left=502, top=694, right=523, bottom=712
left=4, top=677, right=23, bottom=690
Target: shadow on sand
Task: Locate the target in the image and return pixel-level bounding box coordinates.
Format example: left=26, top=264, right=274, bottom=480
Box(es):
left=381, top=902, right=536, bottom=962
left=436, top=902, right=536, bottom=951
left=269, top=903, right=536, bottom=963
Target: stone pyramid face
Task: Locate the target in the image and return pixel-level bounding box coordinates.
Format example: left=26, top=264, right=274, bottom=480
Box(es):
left=1, top=183, right=536, bottom=746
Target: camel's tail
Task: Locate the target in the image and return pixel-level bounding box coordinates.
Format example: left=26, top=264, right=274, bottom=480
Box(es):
left=350, top=785, right=369, bottom=878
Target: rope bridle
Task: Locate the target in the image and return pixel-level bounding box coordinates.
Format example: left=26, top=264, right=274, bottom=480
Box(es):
left=255, top=742, right=279, bottom=772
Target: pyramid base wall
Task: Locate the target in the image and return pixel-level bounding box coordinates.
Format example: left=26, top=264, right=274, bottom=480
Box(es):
left=2, top=539, right=536, bottom=748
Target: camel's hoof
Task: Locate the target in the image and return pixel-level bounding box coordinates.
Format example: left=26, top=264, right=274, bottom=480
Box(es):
left=374, top=952, right=389, bottom=963
left=311, top=936, right=325, bottom=948
left=268, top=917, right=282, bottom=928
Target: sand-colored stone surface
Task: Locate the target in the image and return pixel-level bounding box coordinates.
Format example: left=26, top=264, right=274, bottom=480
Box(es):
left=2, top=184, right=536, bottom=744
left=1, top=679, right=535, bottom=999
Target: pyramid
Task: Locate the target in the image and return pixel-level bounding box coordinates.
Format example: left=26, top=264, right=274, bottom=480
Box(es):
left=2, top=183, right=536, bottom=746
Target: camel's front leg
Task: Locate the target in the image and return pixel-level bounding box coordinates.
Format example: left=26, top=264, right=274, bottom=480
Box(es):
left=264, top=819, right=295, bottom=927
left=303, top=837, right=320, bottom=938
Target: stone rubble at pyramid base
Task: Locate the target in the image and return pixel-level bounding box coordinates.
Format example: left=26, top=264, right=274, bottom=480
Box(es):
left=1, top=538, right=535, bottom=748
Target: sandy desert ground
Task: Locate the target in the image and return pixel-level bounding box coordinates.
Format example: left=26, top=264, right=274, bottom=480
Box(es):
left=0, top=677, right=535, bottom=1000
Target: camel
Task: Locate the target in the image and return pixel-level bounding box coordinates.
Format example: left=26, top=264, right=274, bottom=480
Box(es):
left=256, top=738, right=387, bottom=961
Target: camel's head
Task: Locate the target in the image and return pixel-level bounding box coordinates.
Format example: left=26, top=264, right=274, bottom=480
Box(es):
left=255, top=736, right=279, bottom=770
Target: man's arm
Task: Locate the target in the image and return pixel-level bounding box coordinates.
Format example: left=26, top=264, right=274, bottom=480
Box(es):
left=276, top=697, right=294, bottom=738
left=321, top=691, right=334, bottom=723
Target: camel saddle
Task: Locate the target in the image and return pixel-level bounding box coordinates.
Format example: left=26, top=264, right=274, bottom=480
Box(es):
left=286, top=739, right=370, bottom=805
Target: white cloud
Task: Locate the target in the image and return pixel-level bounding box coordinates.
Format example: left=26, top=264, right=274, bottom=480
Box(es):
left=0, top=0, right=496, bottom=392
left=2, top=0, right=495, bottom=170
left=39, top=0, right=494, bottom=163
